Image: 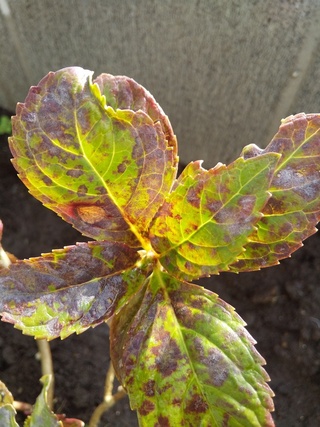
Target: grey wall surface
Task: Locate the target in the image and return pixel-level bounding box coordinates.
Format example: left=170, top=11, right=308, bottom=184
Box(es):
left=0, top=0, right=320, bottom=165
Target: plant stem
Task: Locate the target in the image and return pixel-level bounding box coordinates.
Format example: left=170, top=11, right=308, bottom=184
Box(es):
left=89, top=362, right=126, bottom=427
left=36, top=339, right=54, bottom=410
left=0, top=222, right=55, bottom=412
left=13, top=400, right=33, bottom=413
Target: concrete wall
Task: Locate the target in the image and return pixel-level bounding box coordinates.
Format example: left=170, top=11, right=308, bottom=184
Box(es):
left=0, top=0, right=320, bottom=165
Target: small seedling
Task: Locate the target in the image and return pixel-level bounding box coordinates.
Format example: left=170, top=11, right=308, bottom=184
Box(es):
left=0, top=115, right=11, bottom=136
left=0, top=67, right=319, bottom=426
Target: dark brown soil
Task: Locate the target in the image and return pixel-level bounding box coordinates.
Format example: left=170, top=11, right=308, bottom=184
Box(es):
left=0, top=110, right=319, bottom=426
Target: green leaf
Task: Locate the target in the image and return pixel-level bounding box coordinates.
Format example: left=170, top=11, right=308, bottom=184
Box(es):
left=0, top=381, right=19, bottom=427
left=0, top=115, right=12, bottom=135
left=0, top=241, right=151, bottom=339
left=24, top=376, right=61, bottom=427
left=231, top=113, right=320, bottom=271
left=150, top=153, right=279, bottom=280
left=10, top=67, right=178, bottom=247
left=110, top=269, right=274, bottom=427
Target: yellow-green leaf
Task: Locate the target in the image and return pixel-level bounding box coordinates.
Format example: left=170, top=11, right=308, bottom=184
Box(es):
left=150, top=153, right=279, bottom=279
left=10, top=67, right=178, bottom=247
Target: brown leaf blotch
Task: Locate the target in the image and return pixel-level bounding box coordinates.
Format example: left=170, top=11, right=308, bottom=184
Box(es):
left=155, top=415, right=170, bottom=427
left=66, top=169, right=84, bottom=178
left=77, top=184, right=88, bottom=194
left=42, top=175, right=53, bottom=185
left=138, top=399, right=155, bottom=416
left=186, top=186, right=201, bottom=209
left=156, top=338, right=183, bottom=378
left=143, top=379, right=156, bottom=397
left=117, top=161, right=128, bottom=174
left=222, top=412, right=231, bottom=427
left=185, top=393, right=209, bottom=413
left=77, top=205, right=106, bottom=224
left=172, top=397, right=182, bottom=406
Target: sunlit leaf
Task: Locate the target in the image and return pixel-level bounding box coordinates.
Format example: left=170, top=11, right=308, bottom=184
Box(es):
left=3, top=67, right=320, bottom=427
left=0, top=241, right=150, bottom=339
left=10, top=67, right=178, bottom=246
left=231, top=113, right=320, bottom=271
left=111, top=269, right=274, bottom=427
left=150, top=153, right=279, bottom=279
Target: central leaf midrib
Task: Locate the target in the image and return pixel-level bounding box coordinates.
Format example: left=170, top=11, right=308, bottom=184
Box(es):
left=73, top=111, right=146, bottom=247
left=155, top=268, right=219, bottom=427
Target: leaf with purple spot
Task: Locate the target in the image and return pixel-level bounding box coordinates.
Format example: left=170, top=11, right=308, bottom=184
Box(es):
left=149, top=153, right=279, bottom=280
left=231, top=113, right=320, bottom=271
left=0, top=240, right=151, bottom=339
left=10, top=67, right=178, bottom=246
left=110, top=269, right=275, bottom=427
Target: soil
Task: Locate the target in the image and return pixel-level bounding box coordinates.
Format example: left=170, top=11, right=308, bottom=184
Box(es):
left=0, top=108, right=319, bottom=426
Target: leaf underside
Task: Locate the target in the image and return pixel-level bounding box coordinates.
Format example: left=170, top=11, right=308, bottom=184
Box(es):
left=2, top=66, right=320, bottom=427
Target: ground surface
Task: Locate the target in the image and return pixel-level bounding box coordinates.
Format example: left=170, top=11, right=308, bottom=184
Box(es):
left=0, top=114, right=319, bottom=426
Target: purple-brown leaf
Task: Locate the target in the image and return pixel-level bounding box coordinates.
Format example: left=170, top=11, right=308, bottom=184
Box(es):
left=0, top=241, right=150, bottom=339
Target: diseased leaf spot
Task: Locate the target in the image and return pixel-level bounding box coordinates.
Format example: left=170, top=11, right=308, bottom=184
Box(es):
left=77, top=184, right=88, bottom=194
left=222, top=413, right=231, bottom=426
left=138, top=399, right=155, bottom=416
left=185, top=393, right=209, bottom=413
left=42, top=175, right=53, bottom=186
left=143, top=379, right=156, bottom=397
left=193, top=337, right=229, bottom=387
left=156, top=338, right=183, bottom=378
left=77, top=206, right=105, bottom=224
left=155, top=415, right=170, bottom=427
left=187, top=185, right=201, bottom=209
left=117, top=160, right=130, bottom=174
left=66, top=169, right=84, bottom=178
